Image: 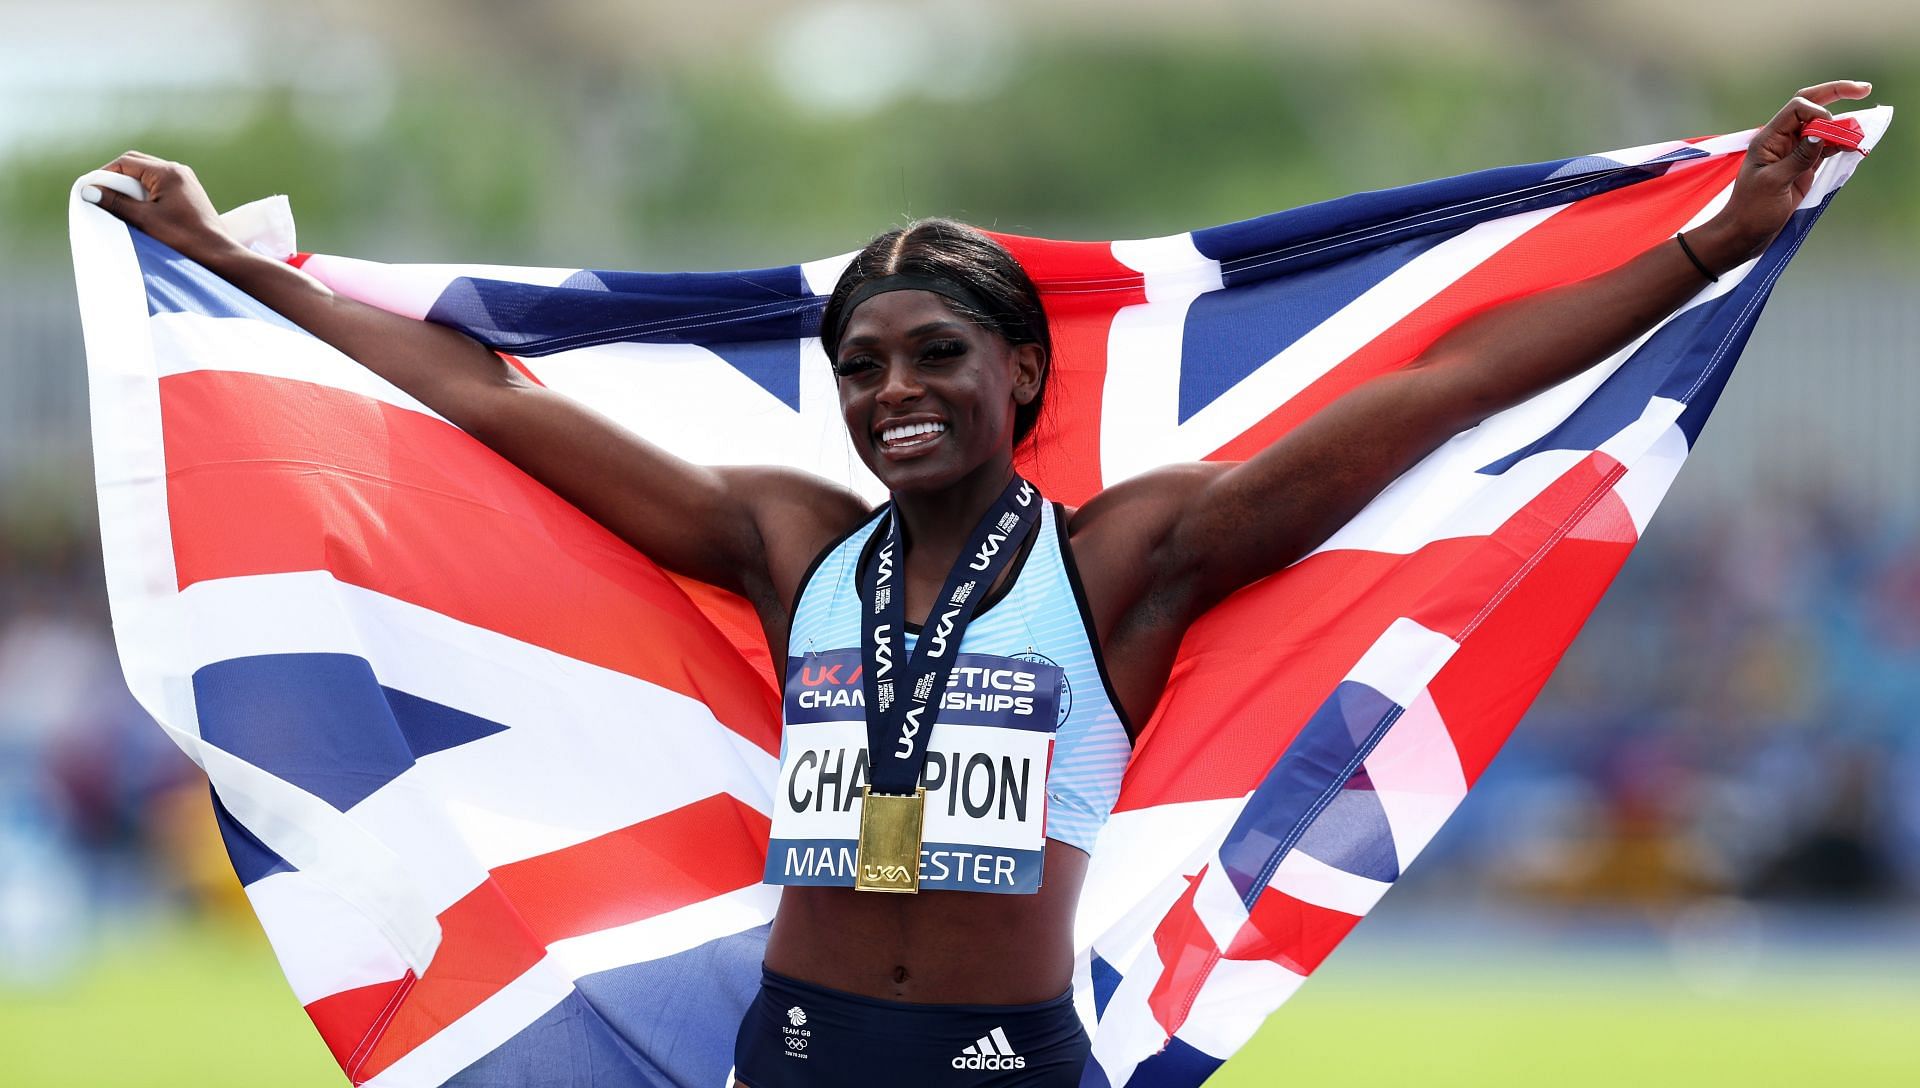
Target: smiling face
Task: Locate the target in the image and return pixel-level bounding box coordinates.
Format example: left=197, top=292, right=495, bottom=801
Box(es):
left=832, top=289, right=1043, bottom=496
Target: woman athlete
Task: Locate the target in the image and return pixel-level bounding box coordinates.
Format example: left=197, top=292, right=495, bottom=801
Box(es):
left=90, top=81, right=1867, bottom=1086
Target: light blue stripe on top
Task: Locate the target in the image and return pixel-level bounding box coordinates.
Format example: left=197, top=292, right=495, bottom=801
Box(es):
left=788, top=502, right=1130, bottom=854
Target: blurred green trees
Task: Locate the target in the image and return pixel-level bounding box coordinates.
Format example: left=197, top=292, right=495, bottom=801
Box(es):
left=3, top=40, right=1908, bottom=268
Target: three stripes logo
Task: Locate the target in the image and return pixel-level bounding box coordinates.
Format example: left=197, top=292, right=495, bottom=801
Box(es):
left=951, top=1026, right=1026, bottom=1071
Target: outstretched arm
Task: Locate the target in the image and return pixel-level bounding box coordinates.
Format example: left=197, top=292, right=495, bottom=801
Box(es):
left=86, top=153, right=868, bottom=616
left=1075, top=81, right=1871, bottom=633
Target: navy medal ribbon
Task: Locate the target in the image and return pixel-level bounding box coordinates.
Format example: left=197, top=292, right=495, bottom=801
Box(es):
left=854, top=475, right=1042, bottom=890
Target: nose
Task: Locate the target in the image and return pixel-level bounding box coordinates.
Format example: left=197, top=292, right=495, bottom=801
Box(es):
left=875, top=357, right=924, bottom=409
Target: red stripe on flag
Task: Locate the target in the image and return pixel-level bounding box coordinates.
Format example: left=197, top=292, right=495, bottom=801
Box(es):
left=159, top=370, right=780, bottom=750
left=1119, top=452, right=1632, bottom=809
left=306, top=973, right=414, bottom=1074
left=1430, top=484, right=1640, bottom=786
left=1145, top=882, right=1354, bottom=1040
left=497, top=352, right=546, bottom=387
left=667, top=571, right=776, bottom=683
left=489, top=791, right=771, bottom=942
left=1204, top=155, right=1741, bottom=462
left=1145, top=870, right=1217, bottom=1038
left=346, top=794, right=770, bottom=1083
left=992, top=231, right=1148, bottom=506
left=1223, top=888, right=1360, bottom=976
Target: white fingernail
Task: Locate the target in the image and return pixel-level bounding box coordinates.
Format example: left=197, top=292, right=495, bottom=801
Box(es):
left=1808, top=135, right=1823, bottom=145
left=81, top=185, right=102, bottom=203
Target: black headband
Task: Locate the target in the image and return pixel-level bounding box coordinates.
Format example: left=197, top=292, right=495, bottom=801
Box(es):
left=823, top=272, right=997, bottom=353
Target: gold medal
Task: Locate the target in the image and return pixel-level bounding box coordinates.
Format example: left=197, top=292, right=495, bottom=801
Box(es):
left=854, top=786, right=924, bottom=893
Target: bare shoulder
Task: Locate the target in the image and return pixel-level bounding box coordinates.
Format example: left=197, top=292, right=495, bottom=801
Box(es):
left=1065, top=462, right=1230, bottom=630
left=1067, top=462, right=1230, bottom=553
left=718, top=465, right=873, bottom=606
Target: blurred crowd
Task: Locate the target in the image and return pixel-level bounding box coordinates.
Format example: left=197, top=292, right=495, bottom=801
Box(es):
left=0, top=482, right=1914, bottom=986
left=1432, top=487, right=1920, bottom=912
left=0, top=520, right=212, bottom=985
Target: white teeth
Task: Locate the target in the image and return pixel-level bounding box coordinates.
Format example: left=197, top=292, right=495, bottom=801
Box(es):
left=881, top=421, right=946, bottom=444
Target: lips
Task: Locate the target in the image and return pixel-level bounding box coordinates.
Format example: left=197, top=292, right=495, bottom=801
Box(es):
left=876, top=417, right=948, bottom=453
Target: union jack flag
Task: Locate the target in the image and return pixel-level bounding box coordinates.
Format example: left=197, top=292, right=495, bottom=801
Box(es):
left=70, top=107, right=1888, bottom=1087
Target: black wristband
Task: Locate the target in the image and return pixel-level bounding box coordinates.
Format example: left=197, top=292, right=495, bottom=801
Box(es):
left=1675, top=232, right=1718, bottom=284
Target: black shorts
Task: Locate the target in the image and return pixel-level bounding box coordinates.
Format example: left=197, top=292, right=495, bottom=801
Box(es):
left=732, top=968, right=1090, bottom=1087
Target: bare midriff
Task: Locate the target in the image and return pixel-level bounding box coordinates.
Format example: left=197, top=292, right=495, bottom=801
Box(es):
left=762, top=839, right=1089, bottom=1005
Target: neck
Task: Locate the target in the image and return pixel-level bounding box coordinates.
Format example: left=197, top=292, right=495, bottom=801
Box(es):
left=889, top=454, right=1018, bottom=563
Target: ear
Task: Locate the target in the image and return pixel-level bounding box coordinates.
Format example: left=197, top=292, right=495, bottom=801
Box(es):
left=1009, top=342, right=1046, bottom=406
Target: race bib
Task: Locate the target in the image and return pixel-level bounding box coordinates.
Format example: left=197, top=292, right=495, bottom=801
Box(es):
left=765, top=647, right=1063, bottom=893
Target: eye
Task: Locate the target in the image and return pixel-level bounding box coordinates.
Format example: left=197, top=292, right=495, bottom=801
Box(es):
left=832, top=354, right=878, bottom=378
left=919, top=340, right=966, bottom=364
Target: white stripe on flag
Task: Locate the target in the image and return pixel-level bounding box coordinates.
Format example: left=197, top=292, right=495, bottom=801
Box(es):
left=151, top=310, right=446, bottom=421
left=360, top=957, right=576, bottom=1088
left=1264, top=849, right=1391, bottom=918
left=1171, top=954, right=1306, bottom=1061
left=1358, top=689, right=1469, bottom=871
left=1343, top=618, right=1456, bottom=710
left=172, top=572, right=776, bottom=914
left=244, top=869, right=415, bottom=1004
left=1190, top=861, right=1250, bottom=955
left=1109, top=233, right=1223, bottom=303
left=302, top=253, right=583, bottom=321
left=1076, top=798, right=1243, bottom=957
left=1613, top=419, right=1691, bottom=534
left=520, top=337, right=881, bottom=498
left=545, top=884, right=778, bottom=981
left=1101, top=204, right=1568, bottom=484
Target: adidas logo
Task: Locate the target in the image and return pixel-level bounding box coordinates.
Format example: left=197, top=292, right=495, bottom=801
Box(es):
left=951, top=1026, right=1027, bottom=1071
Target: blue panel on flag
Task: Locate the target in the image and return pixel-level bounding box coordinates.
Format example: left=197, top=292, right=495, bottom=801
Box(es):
left=131, top=231, right=304, bottom=334
left=1188, top=155, right=1680, bottom=284
left=194, top=653, right=508, bottom=811
left=444, top=991, right=666, bottom=1086
left=1292, top=778, right=1400, bottom=882
left=1177, top=229, right=1461, bottom=422
left=1217, top=681, right=1401, bottom=904
left=426, top=265, right=816, bottom=407
left=1545, top=145, right=1709, bottom=180
left=1090, top=952, right=1122, bottom=1020
left=210, top=783, right=294, bottom=886
left=382, top=684, right=514, bottom=764
left=709, top=339, right=802, bottom=409
left=1672, top=203, right=1827, bottom=445
left=1125, top=1036, right=1224, bottom=1085
left=1474, top=202, right=1823, bottom=475
left=445, top=927, right=768, bottom=1087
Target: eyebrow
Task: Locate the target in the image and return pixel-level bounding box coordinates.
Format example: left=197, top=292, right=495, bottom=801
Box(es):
left=839, top=320, right=966, bottom=349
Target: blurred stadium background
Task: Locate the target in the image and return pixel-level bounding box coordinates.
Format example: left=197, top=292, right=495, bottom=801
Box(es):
left=1, top=2, right=1916, bottom=1084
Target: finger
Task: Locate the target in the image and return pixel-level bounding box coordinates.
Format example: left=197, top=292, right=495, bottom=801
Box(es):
left=79, top=169, right=149, bottom=202
left=82, top=183, right=145, bottom=223
left=1766, top=96, right=1834, bottom=138
left=1787, top=135, right=1825, bottom=172
left=1793, top=80, right=1873, bottom=107
left=103, top=150, right=163, bottom=175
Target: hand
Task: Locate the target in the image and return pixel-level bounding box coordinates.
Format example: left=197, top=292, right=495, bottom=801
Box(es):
left=1690, top=80, right=1873, bottom=273
left=82, top=151, right=239, bottom=263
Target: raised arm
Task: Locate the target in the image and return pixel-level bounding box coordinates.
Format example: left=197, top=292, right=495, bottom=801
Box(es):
left=86, top=152, right=868, bottom=618
left=1075, top=81, right=1871, bottom=638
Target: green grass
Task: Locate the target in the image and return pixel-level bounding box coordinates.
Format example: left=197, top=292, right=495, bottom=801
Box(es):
left=3, top=920, right=1914, bottom=1087
left=1, top=919, right=342, bottom=1088
left=1213, top=955, right=1920, bottom=1087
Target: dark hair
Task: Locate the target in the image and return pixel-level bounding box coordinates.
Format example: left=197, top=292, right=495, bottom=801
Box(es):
left=819, top=218, right=1051, bottom=447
